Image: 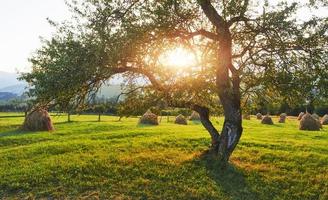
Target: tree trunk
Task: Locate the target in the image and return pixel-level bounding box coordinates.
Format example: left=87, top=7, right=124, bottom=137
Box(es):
left=98, top=113, right=101, bottom=122
left=68, top=112, right=71, bottom=122
left=195, top=1, right=244, bottom=163
left=192, top=105, right=220, bottom=152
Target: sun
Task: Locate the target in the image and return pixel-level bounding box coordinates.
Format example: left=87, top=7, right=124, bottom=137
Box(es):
left=160, top=47, right=197, bottom=68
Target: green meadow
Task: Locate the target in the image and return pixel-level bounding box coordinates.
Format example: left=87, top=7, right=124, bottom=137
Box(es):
left=0, top=113, right=327, bottom=199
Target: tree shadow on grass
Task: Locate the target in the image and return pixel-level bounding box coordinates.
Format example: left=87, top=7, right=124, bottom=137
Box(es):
left=0, top=129, right=26, bottom=137
left=193, top=151, right=263, bottom=200
left=0, top=115, right=25, bottom=118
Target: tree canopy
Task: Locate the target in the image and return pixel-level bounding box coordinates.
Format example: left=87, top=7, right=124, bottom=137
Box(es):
left=21, top=0, right=328, bottom=162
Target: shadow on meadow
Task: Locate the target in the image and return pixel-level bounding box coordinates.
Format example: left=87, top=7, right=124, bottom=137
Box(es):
left=190, top=150, right=263, bottom=200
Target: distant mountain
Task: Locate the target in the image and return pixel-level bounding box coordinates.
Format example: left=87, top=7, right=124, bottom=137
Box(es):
left=0, top=92, right=17, bottom=101
left=0, top=83, right=28, bottom=95
left=0, top=70, right=122, bottom=99
left=0, top=71, right=22, bottom=88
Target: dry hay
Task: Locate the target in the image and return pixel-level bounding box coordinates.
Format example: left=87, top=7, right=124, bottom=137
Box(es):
left=189, top=111, right=200, bottom=121
left=243, top=114, right=250, bottom=120
left=297, top=112, right=305, bottom=120
left=299, top=113, right=320, bottom=131
left=22, top=109, right=54, bottom=131
left=139, top=110, right=159, bottom=125
left=311, top=113, right=320, bottom=120
left=175, top=114, right=187, bottom=125
left=256, top=113, right=262, bottom=120
left=279, top=113, right=287, bottom=123
left=321, top=114, right=328, bottom=125
left=261, top=115, right=274, bottom=125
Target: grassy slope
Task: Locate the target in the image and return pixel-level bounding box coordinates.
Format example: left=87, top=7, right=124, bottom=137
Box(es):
left=0, top=113, right=327, bottom=199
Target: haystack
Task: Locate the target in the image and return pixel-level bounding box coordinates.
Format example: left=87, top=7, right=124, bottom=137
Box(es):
left=279, top=113, right=287, bottom=123
left=175, top=114, right=187, bottom=125
left=261, top=115, right=273, bottom=125
left=139, top=110, right=159, bottom=125
left=243, top=114, right=250, bottom=120
left=299, top=113, right=320, bottom=131
left=22, top=109, right=54, bottom=131
left=321, top=114, right=328, bottom=125
left=256, top=113, right=262, bottom=120
left=311, top=113, right=320, bottom=120
left=189, top=111, right=200, bottom=121
left=297, top=112, right=304, bottom=120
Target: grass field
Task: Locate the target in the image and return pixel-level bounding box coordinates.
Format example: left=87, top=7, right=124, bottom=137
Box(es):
left=0, top=112, right=327, bottom=199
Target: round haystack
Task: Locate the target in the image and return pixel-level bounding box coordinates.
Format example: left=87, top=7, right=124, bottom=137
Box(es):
left=175, top=114, right=187, bottom=125
left=261, top=115, right=274, bottom=125
left=321, top=114, right=328, bottom=125
left=189, top=111, right=200, bottom=121
left=139, top=110, right=159, bottom=125
left=297, top=112, right=305, bottom=120
left=256, top=113, right=262, bottom=120
left=279, top=113, right=287, bottom=123
left=243, top=114, right=250, bottom=120
left=311, top=113, right=320, bottom=120
left=22, top=109, right=54, bottom=131
left=299, top=113, right=320, bottom=131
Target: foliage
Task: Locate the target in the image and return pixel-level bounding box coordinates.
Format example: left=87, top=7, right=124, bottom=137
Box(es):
left=20, top=0, right=328, bottom=114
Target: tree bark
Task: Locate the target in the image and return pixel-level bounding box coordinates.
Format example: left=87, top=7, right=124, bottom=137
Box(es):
left=199, top=0, right=243, bottom=163
left=68, top=112, right=71, bottom=122
left=192, top=105, right=220, bottom=151
left=98, top=113, right=101, bottom=122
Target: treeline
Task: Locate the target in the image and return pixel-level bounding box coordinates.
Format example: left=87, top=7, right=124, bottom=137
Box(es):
left=1, top=99, right=328, bottom=116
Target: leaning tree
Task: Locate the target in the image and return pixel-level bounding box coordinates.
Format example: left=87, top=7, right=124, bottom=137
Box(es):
left=21, top=0, right=327, bottom=163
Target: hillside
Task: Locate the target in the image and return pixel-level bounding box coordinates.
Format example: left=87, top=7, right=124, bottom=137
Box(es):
left=0, top=92, right=17, bottom=101
left=0, top=71, right=122, bottom=101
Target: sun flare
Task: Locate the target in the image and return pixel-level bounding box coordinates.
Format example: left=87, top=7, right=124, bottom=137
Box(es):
left=160, top=47, right=197, bottom=68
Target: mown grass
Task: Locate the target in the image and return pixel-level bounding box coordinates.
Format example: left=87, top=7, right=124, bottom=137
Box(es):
left=0, top=113, right=327, bottom=199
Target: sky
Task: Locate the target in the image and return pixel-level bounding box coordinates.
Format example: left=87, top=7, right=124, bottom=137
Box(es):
left=0, top=0, right=326, bottom=74
left=0, top=0, right=70, bottom=73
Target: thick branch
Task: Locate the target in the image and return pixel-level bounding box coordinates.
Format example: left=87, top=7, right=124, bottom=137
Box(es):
left=192, top=104, right=220, bottom=148
left=198, top=0, right=227, bottom=35
left=111, top=66, right=164, bottom=91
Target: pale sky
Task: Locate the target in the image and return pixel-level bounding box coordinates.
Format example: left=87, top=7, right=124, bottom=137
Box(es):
left=0, top=0, right=70, bottom=73
left=0, top=1, right=326, bottom=74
